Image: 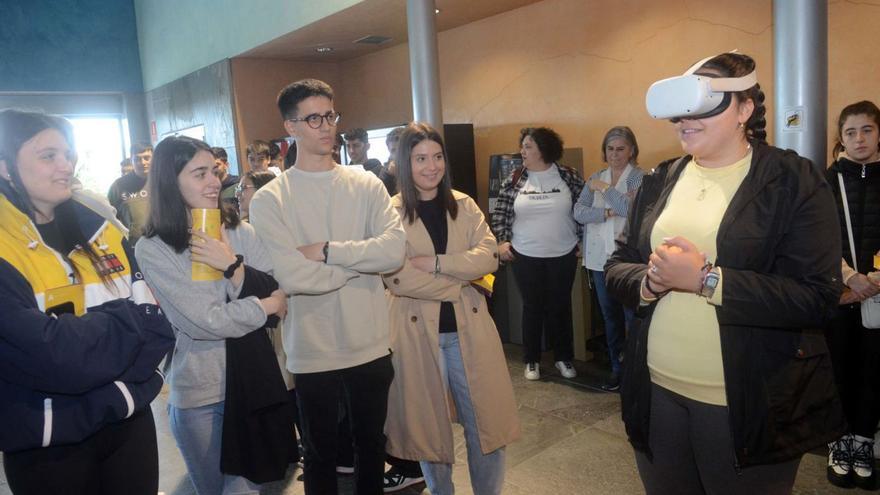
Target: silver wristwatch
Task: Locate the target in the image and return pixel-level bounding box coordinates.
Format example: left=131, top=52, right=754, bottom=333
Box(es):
left=699, top=267, right=721, bottom=299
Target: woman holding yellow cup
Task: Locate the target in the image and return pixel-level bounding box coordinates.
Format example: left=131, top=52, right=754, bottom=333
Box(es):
left=136, top=136, right=292, bottom=494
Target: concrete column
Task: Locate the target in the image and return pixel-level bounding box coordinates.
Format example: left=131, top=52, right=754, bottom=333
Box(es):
left=406, top=0, right=443, bottom=132
left=123, top=92, right=150, bottom=147
left=773, top=0, right=828, bottom=169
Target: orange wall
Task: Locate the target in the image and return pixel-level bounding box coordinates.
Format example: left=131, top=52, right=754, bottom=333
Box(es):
left=232, top=0, right=880, bottom=210
left=230, top=57, right=342, bottom=172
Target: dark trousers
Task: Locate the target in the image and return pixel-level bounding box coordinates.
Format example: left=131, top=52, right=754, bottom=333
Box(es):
left=3, top=407, right=159, bottom=495
left=635, top=384, right=801, bottom=495
left=295, top=354, right=394, bottom=495
left=825, top=304, right=880, bottom=437
left=387, top=455, right=422, bottom=477
left=289, top=388, right=302, bottom=463
left=511, top=248, right=577, bottom=363
left=338, top=406, right=422, bottom=476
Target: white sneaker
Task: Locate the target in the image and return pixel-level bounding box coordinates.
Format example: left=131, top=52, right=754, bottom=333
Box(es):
left=827, top=435, right=853, bottom=488
left=852, top=434, right=875, bottom=489
left=524, top=362, right=540, bottom=380
left=555, top=361, right=577, bottom=378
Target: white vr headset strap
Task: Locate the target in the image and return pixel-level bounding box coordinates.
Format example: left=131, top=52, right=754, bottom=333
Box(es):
left=684, top=54, right=718, bottom=75
left=710, top=71, right=758, bottom=92
left=683, top=49, right=757, bottom=93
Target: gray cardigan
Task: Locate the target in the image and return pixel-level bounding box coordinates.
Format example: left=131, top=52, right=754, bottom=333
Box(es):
left=135, top=222, right=272, bottom=408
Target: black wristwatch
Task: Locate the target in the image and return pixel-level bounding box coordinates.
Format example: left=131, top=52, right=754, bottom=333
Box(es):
left=223, top=254, right=244, bottom=279
left=322, top=241, right=329, bottom=264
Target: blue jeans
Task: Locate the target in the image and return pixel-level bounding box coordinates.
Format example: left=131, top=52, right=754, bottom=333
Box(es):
left=420, top=333, right=506, bottom=495
left=168, top=401, right=260, bottom=495
left=590, top=269, right=634, bottom=375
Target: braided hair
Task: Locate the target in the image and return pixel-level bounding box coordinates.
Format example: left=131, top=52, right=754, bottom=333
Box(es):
left=698, top=53, right=767, bottom=145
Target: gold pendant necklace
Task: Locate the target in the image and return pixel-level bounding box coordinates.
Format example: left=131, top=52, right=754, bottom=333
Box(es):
left=697, top=185, right=709, bottom=201
left=695, top=143, right=751, bottom=201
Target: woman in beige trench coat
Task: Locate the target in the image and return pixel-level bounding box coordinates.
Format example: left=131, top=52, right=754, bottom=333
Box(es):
left=383, top=122, right=521, bottom=495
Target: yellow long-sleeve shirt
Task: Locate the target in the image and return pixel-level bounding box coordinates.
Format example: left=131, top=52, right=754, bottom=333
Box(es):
left=647, top=152, right=751, bottom=405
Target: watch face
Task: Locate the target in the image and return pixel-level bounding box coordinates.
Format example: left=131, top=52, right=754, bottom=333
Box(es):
left=706, top=273, right=720, bottom=289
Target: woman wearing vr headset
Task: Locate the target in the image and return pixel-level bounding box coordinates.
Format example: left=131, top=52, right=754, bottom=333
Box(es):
left=605, top=52, right=844, bottom=494
left=824, top=100, right=880, bottom=489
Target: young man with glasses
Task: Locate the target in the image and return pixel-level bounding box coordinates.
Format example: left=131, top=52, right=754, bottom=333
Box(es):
left=248, top=78, right=405, bottom=495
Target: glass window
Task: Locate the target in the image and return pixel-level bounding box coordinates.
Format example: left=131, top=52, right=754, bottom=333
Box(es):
left=67, top=116, right=126, bottom=196
left=366, top=125, right=402, bottom=164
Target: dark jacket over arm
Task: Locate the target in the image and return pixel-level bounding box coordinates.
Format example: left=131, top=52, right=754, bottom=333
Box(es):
left=221, top=265, right=297, bottom=483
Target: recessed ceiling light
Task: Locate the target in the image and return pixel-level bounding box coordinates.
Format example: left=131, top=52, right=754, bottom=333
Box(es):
left=435, top=8, right=440, bottom=14
left=315, top=47, right=333, bottom=53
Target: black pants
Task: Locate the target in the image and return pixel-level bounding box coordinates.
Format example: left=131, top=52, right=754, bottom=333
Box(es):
left=3, top=407, right=159, bottom=495
left=825, top=304, right=880, bottom=437
left=295, top=354, right=394, bottom=495
left=635, top=384, right=801, bottom=495
left=511, top=248, right=577, bottom=363
left=337, top=405, right=421, bottom=476
left=289, top=388, right=302, bottom=463
left=387, top=455, right=422, bottom=477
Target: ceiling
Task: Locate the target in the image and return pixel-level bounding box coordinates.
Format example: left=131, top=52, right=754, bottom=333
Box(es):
left=239, top=0, right=543, bottom=62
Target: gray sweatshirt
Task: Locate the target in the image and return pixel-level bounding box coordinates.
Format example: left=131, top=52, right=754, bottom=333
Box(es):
left=135, top=221, right=272, bottom=408
left=249, top=165, right=406, bottom=373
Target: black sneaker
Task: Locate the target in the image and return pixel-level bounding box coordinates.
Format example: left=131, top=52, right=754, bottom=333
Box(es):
left=601, top=372, right=620, bottom=392
left=852, top=435, right=875, bottom=490
left=827, top=435, right=854, bottom=488
left=383, top=467, right=424, bottom=492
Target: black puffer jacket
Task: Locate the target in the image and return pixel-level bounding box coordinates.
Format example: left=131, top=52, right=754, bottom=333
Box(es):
left=826, top=158, right=880, bottom=274
left=606, top=143, right=846, bottom=468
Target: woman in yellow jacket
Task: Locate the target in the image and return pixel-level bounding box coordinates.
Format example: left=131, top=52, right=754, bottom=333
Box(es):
left=0, top=109, right=174, bottom=494
left=383, top=122, right=520, bottom=495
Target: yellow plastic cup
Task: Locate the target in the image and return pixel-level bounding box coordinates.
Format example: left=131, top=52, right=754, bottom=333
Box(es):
left=191, top=208, right=222, bottom=281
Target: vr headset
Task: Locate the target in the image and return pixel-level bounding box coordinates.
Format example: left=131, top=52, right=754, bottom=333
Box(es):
left=645, top=51, right=757, bottom=121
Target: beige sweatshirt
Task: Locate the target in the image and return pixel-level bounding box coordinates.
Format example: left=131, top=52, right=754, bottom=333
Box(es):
left=249, top=165, right=406, bottom=373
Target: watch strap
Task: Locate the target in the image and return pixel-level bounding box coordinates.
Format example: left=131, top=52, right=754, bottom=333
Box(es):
left=699, top=266, right=721, bottom=298
left=223, top=254, right=244, bottom=279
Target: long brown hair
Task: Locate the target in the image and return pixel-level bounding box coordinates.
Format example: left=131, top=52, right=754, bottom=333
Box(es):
left=143, top=136, right=239, bottom=253
left=395, top=122, right=458, bottom=224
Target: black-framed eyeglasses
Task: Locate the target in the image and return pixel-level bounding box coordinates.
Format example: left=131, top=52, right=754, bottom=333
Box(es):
left=235, top=183, right=257, bottom=196
left=287, top=111, right=342, bottom=129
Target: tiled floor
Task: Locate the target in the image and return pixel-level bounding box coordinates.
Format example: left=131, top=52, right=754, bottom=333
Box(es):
left=0, top=345, right=862, bottom=494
